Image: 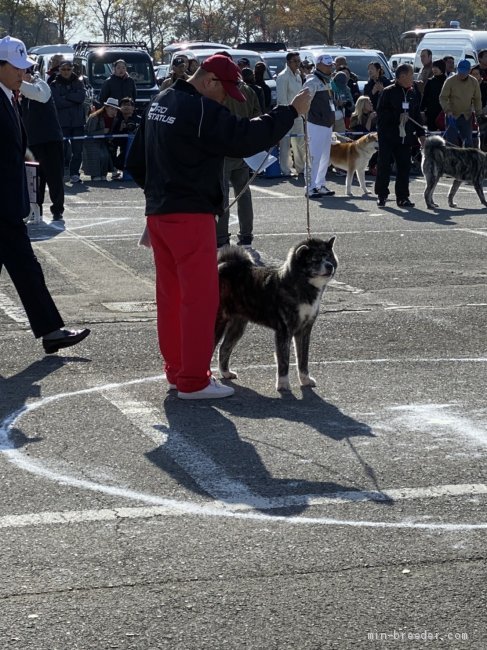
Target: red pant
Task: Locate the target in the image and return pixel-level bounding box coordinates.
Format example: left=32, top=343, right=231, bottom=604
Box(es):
left=147, top=213, right=219, bottom=393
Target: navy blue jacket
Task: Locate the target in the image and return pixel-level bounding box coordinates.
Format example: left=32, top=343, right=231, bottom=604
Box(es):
left=0, top=90, right=30, bottom=222
left=50, top=72, right=86, bottom=128
left=126, top=79, right=298, bottom=216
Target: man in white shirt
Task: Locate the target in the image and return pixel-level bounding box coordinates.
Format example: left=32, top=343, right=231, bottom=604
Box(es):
left=276, top=52, right=306, bottom=176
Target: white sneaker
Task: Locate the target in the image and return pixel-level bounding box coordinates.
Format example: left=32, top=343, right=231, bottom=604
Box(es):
left=178, top=377, right=235, bottom=400
left=111, top=170, right=122, bottom=180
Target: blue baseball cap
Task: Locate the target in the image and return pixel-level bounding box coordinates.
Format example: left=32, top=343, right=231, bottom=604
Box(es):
left=457, top=59, right=471, bottom=73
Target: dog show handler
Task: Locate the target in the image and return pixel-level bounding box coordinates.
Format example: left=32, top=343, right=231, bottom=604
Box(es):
left=375, top=63, right=426, bottom=208
left=126, top=54, right=310, bottom=400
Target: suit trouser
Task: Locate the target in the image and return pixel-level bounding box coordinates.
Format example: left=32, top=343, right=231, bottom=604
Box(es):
left=30, top=141, right=65, bottom=216
left=62, top=126, right=84, bottom=176
left=307, top=122, right=333, bottom=191
left=374, top=138, right=411, bottom=201
left=217, top=158, right=254, bottom=247
left=0, top=222, right=64, bottom=338
left=147, top=213, right=219, bottom=393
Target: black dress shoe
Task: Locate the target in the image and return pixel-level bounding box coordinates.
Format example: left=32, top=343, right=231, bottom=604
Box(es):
left=377, top=197, right=387, bottom=207
left=42, top=328, right=91, bottom=354
left=52, top=213, right=64, bottom=221
left=397, top=199, right=415, bottom=207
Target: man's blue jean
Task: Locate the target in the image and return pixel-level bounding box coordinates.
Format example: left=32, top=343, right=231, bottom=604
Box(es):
left=444, top=115, right=473, bottom=148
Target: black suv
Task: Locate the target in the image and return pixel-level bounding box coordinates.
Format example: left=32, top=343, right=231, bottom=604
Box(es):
left=73, top=41, right=158, bottom=113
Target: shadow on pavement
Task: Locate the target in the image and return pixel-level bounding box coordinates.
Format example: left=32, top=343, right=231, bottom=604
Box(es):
left=0, top=357, right=89, bottom=450
left=146, top=386, right=392, bottom=516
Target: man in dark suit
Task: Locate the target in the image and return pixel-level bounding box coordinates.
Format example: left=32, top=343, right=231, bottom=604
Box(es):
left=0, top=35, right=90, bottom=354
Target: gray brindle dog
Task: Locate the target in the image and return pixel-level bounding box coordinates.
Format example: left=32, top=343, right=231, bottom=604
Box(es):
left=422, top=135, right=487, bottom=209
left=215, top=237, right=337, bottom=391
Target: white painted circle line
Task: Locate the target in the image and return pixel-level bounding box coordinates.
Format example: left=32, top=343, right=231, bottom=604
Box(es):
left=1, top=372, right=486, bottom=531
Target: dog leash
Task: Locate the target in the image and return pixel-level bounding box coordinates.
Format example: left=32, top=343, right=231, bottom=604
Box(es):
left=224, top=149, right=273, bottom=213
left=303, top=115, right=311, bottom=239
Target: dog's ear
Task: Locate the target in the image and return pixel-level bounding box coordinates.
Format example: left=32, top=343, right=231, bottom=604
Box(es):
left=327, top=236, right=336, bottom=248
left=295, top=244, right=309, bottom=257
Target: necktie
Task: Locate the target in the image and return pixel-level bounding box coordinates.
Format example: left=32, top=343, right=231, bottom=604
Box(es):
left=11, top=94, right=21, bottom=129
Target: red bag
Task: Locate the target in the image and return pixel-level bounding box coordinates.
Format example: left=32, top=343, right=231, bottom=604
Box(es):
left=435, top=111, right=446, bottom=130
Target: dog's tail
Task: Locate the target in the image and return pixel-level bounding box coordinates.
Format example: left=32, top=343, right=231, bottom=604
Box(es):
left=423, top=135, right=447, bottom=156
left=217, top=245, right=255, bottom=271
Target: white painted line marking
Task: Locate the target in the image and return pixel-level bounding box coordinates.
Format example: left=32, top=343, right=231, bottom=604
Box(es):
left=1, top=371, right=487, bottom=530
left=390, top=404, right=487, bottom=447
left=251, top=186, right=290, bottom=198
left=462, top=229, right=487, bottom=237
left=329, top=279, right=365, bottom=294
left=0, top=291, right=29, bottom=326
left=104, top=389, right=264, bottom=506
left=66, top=218, right=132, bottom=230
left=1, top=483, right=487, bottom=531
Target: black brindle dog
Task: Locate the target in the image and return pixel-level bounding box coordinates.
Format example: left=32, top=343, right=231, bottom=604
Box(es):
left=215, top=237, right=338, bottom=391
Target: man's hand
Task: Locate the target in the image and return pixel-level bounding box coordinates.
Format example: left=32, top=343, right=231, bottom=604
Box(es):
left=291, top=88, right=311, bottom=115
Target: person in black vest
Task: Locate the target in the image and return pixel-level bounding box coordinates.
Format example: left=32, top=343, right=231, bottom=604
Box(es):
left=375, top=64, right=426, bottom=208
left=20, top=69, right=65, bottom=221
left=0, top=36, right=90, bottom=354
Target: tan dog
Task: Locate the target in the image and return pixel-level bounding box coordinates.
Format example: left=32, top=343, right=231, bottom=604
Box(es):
left=329, top=132, right=378, bottom=196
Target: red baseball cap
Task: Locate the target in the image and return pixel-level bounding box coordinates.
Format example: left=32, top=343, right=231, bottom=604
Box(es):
left=201, top=54, right=246, bottom=102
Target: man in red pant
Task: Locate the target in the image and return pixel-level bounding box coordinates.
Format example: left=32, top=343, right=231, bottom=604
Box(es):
left=127, top=55, right=310, bottom=399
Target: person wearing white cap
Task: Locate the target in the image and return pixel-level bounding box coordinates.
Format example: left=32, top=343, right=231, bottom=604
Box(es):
left=0, top=35, right=90, bottom=354
left=302, top=53, right=336, bottom=198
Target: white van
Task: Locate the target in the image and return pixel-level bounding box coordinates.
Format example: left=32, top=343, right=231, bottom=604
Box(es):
left=389, top=53, right=415, bottom=71
left=414, top=30, right=487, bottom=73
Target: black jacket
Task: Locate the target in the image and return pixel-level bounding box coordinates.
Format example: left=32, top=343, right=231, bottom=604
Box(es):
left=420, top=74, right=446, bottom=130
left=0, top=91, right=30, bottom=222
left=126, top=79, right=297, bottom=216
left=99, top=75, right=137, bottom=104
left=21, top=95, right=63, bottom=146
left=363, top=75, right=391, bottom=110
left=376, top=82, right=425, bottom=145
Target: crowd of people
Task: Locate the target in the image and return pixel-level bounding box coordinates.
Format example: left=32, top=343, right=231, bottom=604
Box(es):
left=5, top=31, right=487, bottom=394
left=18, top=42, right=487, bottom=215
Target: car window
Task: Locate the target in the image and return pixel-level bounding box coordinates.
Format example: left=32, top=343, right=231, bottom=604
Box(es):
left=262, top=55, right=287, bottom=77
left=340, top=55, right=393, bottom=81
left=88, top=53, right=155, bottom=87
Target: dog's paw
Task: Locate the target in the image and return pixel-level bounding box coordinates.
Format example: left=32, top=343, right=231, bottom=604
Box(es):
left=276, top=376, right=291, bottom=392
left=220, top=369, right=238, bottom=379
left=299, top=374, right=316, bottom=387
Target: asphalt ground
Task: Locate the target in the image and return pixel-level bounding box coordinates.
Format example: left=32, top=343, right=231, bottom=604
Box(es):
left=0, top=170, right=486, bottom=649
